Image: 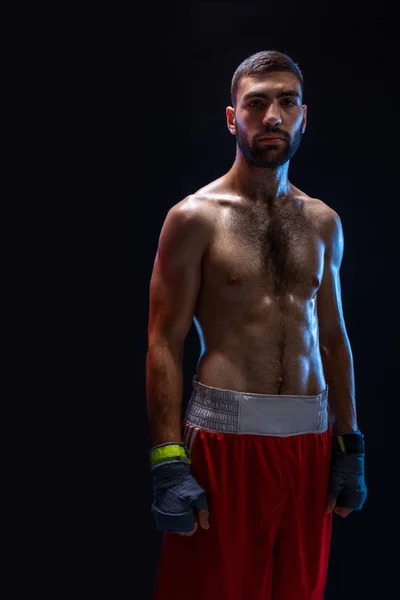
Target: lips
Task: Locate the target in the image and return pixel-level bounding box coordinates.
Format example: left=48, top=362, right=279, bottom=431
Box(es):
left=259, top=136, right=284, bottom=141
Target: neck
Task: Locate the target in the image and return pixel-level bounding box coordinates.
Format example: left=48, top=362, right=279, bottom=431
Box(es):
left=228, top=150, right=292, bottom=204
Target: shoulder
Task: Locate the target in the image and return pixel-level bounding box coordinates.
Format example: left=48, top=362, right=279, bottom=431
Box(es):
left=167, top=177, right=228, bottom=226
left=297, top=192, right=343, bottom=243
left=291, top=185, right=344, bottom=250
left=305, top=198, right=344, bottom=266
left=168, top=193, right=217, bottom=226
left=312, top=199, right=342, bottom=244
left=161, top=192, right=218, bottom=248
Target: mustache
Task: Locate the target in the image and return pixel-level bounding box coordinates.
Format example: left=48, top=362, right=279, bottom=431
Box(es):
left=256, top=129, right=290, bottom=141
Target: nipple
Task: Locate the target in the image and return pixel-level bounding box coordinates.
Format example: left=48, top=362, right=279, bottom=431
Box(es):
left=312, top=275, right=320, bottom=288
left=227, top=273, right=240, bottom=284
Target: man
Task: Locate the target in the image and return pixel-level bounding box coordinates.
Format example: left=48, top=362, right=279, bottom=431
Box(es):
left=146, top=50, right=367, bottom=600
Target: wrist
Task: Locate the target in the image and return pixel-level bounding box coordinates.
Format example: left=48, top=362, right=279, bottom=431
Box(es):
left=332, top=431, right=365, bottom=454
left=150, top=442, right=191, bottom=467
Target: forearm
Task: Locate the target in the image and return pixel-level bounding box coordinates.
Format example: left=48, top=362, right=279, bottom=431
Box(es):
left=320, top=337, right=358, bottom=435
left=146, top=342, right=184, bottom=446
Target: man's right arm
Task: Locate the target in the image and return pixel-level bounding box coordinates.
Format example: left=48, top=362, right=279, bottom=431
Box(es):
left=146, top=199, right=212, bottom=447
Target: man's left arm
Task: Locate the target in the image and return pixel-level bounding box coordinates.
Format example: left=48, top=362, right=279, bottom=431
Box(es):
left=317, top=208, right=367, bottom=516
left=317, top=209, right=357, bottom=435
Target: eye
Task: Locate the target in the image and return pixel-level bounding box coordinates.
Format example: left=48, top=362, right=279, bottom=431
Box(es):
left=281, top=98, right=296, bottom=106
left=249, top=100, right=264, bottom=108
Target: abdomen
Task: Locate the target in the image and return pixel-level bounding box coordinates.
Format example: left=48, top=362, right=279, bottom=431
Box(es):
left=194, top=295, right=326, bottom=395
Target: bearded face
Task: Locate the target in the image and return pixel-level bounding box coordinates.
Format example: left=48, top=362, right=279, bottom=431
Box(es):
left=230, top=72, right=306, bottom=168
left=235, top=121, right=303, bottom=168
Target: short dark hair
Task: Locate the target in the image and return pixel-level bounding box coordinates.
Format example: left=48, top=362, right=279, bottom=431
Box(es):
left=231, top=50, right=304, bottom=106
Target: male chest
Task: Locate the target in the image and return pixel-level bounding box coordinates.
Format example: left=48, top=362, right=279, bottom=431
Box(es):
left=202, top=203, right=325, bottom=299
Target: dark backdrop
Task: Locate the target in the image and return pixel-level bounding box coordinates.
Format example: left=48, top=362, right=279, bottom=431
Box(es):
left=113, top=3, right=397, bottom=598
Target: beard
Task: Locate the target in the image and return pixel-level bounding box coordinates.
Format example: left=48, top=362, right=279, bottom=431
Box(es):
left=236, top=124, right=303, bottom=168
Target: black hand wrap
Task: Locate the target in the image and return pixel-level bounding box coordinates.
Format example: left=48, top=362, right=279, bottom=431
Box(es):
left=328, top=431, right=368, bottom=510
left=149, top=443, right=208, bottom=533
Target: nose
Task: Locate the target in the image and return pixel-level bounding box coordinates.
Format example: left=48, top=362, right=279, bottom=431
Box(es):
left=263, top=101, right=282, bottom=127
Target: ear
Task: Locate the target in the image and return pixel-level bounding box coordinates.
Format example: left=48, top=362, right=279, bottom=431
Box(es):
left=226, top=106, right=236, bottom=135
left=301, top=104, right=307, bottom=134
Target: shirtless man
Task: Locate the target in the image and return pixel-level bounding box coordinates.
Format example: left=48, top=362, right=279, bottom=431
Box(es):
left=146, top=50, right=367, bottom=600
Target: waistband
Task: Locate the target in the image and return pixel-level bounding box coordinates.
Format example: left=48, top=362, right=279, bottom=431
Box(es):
left=184, top=376, right=329, bottom=436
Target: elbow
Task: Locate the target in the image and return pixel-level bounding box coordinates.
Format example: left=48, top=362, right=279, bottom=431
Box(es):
left=319, top=332, right=348, bottom=354
left=148, top=329, right=186, bottom=357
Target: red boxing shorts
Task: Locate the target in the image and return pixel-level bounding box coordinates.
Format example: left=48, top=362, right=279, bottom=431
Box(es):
left=152, top=376, right=332, bottom=600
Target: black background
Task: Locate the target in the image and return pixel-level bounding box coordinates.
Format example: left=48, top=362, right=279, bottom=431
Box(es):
left=113, top=3, right=398, bottom=598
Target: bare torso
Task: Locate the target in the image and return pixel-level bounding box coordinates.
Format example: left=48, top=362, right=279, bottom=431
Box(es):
left=185, top=177, right=331, bottom=395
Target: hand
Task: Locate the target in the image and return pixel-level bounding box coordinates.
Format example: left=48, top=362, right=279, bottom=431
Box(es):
left=326, top=496, right=353, bottom=518
left=326, top=435, right=367, bottom=517
left=151, top=456, right=209, bottom=534
left=178, top=508, right=210, bottom=536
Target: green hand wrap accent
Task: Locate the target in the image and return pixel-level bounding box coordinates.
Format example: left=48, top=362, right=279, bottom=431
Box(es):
left=332, top=431, right=365, bottom=454
left=150, top=443, right=192, bottom=467
left=328, top=430, right=367, bottom=510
